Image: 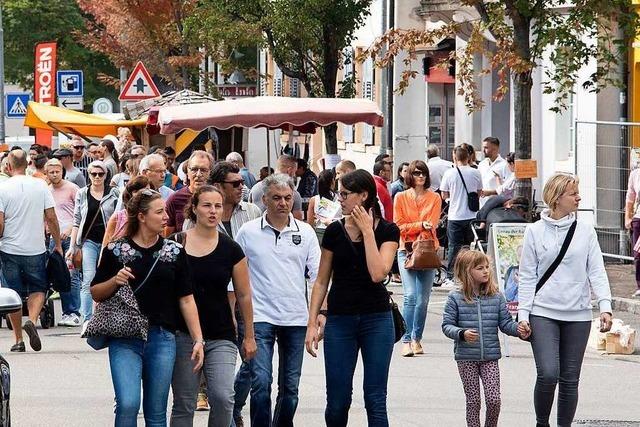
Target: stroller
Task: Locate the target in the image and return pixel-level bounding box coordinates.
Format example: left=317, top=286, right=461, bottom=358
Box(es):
left=2, top=290, right=56, bottom=330
left=470, top=196, right=531, bottom=254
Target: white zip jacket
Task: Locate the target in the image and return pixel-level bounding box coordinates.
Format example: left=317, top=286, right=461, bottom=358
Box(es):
left=518, top=210, right=612, bottom=323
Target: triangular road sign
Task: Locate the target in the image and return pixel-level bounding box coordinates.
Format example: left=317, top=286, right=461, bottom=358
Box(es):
left=119, top=61, right=161, bottom=101
left=8, top=97, right=27, bottom=116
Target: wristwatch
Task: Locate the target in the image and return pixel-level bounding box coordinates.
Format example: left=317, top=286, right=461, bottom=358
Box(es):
left=193, top=340, right=205, bottom=347
left=318, top=309, right=328, bottom=317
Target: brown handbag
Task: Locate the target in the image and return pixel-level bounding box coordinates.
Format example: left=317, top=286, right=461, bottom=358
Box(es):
left=404, top=232, right=441, bottom=270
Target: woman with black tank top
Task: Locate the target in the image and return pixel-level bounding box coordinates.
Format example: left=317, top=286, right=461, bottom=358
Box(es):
left=305, top=169, right=400, bottom=427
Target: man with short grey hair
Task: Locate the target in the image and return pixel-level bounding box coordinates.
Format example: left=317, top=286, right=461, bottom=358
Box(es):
left=226, top=151, right=257, bottom=189
left=236, top=173, right=320, bottom=427
left=249, top=155, right=303, bottom=219
left=139, top=153, right=174, bottom=200
left=426, top=143, right=453, bottom=192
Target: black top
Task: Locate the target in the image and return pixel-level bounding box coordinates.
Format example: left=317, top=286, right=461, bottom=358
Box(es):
left=322, top=219, right=400, bottom=315
left=92, top=237, right=193, bottom=332
left=177, top=233, right=245, bottom=342
left=83, top=192, right=105, bottom=243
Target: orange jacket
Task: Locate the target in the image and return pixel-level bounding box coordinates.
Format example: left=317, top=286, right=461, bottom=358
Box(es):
left=393, top=189, right=442, bottom=250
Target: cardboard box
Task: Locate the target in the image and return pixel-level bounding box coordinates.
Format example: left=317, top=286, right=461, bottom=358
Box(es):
left=605, top=330, right=636, bottom=355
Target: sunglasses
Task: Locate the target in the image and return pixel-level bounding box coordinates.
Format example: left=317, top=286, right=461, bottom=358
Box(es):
left=411, top=171, right=427, bottom=177
left=73, top=146, right=85, bottom=150
left=189, top=167, right=210, bottom=175
left=223, top=179, right=245, bottom=188
left=89, top=172, right=106, bottom=177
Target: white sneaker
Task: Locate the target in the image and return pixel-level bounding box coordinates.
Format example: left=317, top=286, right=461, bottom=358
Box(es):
left=57, top=314, right=70, bottom=327
left=632, top=289, right=640, bottom=298
left=67, top=313, right=81, bottom=327
left=441, top=279, right=457, bottom=289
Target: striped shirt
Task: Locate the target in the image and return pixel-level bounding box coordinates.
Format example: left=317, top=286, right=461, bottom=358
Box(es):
left=73, top=154, right=92, bottom=185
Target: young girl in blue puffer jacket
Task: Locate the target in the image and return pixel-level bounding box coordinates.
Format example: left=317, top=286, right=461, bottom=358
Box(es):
left=442, top=250, right=529, bottom=427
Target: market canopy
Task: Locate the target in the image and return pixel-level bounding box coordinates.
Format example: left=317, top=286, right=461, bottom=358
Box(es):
left=24, top=102, right=147, bottom=138
left=157, top=96, right=384, bottom=135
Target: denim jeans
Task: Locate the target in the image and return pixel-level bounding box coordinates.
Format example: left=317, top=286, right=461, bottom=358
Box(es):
left=232, top=315, right=251, bottom=426
left=446, top=219, right=473, bottom=277
left=250, top=323, right=306, bottom=427
left=49, top=237, right=81, bottom=316
left=0, top=251, right=49, bottom=296
left=323, top=311, right=394, bottom=427
left=529, top=315, right=591, bottom=427
left=397, top=250, right=436, bottom=343
left=80, top=239, right=101, bottom=321
left=171, top=331, right=237, bottom=427
left=108, top=325, right=176, bottom=427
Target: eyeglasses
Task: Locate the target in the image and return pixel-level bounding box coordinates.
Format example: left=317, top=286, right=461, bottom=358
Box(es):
left=189, top=167, right=210, bottom=175
left=337, top=190, right=355, bottom=200
left=223, top=179, right=245, bottom=188
left=411, top=171, right=427, bottom=177
left=73, top=146, right=85, bottom=150
left=89, top=172, right=106, bottom=177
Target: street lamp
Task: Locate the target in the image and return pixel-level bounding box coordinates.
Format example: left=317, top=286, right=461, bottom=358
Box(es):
left=0, top=4, right=5, bottom=145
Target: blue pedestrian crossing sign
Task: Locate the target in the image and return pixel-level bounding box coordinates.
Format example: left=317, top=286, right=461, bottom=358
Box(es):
left=57, top=70, right=84, bottom=97
left=5, top=93, right=31, bottom=118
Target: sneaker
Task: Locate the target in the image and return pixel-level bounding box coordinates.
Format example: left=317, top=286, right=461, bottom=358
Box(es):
left=57, top=314, right=69, bottom=326
left=196, top=392, right=210, bottom=411
left=50, top=291, right=60, bottom=300
left=10, top=342, right=25, bottom=353
left=441, top=278, right=456, bottom=289
left=401, top=342, right=414, bottom=357
left=67, top=313, right=81, bottom=327
left=412, top=341, right=424, bottom=355
left=632, top=289, right=640, bottom=298
left=22, top=320, right=42, bottom=352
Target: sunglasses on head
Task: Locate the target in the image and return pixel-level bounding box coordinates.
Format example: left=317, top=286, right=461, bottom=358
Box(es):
left=89, top=171, right=105, bottom=177
left=223, top=179, right=245, bottom=188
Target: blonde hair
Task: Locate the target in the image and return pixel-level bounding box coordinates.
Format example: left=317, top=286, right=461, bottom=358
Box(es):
left=543, top=173, right=579, bottom=210
left=453, top=250, right=499, bottom=303
left=45, top=158, right=63, bottom=171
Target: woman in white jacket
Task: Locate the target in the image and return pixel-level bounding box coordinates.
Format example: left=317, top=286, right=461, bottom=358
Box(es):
left=518, top=172, right=613, bottom=427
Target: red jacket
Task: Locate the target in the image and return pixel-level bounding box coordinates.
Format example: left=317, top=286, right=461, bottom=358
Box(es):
left=373, top=175, right=393, bottom=222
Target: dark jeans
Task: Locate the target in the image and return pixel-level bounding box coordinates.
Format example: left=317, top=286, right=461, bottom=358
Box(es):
left=48, top=237, right=81, bottom=316
left=250, top=323, right=306, bottom=427
left=632, top=219, right=640, bottom=289
left=446, top=219, right=474, bottom=278
left=529, top=315, right=591, bottom=427
left=0, top=251, right=48, bottom=297
left=232, top=315, right=251, bottom=426
left=323, top=311, right=394, bottom=427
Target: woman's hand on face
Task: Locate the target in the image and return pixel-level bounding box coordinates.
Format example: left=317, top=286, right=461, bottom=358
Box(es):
left=305, top=324, right=321, bottom=357
left=114, top=267, right=135, bottom=286
left=517, top=321, right=531, bottom=340
left=599, top=312, right=613, bottom=332
left=242, top=337, right=257, bottom=361
left=351, top=205, right=374, bottom=233
left=191, top=342, right=204, bottom=372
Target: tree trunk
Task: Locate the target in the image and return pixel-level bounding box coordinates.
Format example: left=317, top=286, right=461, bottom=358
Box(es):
left=324, top=124, right=338, bottom=154
left=513, top=70, right=533, bottom=202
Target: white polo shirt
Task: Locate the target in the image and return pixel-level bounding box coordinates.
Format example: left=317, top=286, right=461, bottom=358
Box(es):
left=236, top=213, right=320, bottom=327
left=478, top=155, right=509, bottom=206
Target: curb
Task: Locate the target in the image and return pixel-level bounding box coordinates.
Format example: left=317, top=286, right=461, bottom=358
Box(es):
left=612, top=297, right=640, bottom=315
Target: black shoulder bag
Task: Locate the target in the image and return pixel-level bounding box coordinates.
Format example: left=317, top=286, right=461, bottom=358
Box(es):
left=456, top=167, right=480, bottom=212
left=338, top=220, right=406, bottom=343
left=535, top=220, right=577, bottom=295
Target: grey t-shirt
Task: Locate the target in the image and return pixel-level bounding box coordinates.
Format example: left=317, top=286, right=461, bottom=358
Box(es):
left=249, top=181, right=302, bottom=213
left=65, top=167, right=87, bottom=188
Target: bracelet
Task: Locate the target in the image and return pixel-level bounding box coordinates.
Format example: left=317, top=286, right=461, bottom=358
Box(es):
left=193, top=340, right=205, bottom=347
left=318, top=309, right=328, bottom=317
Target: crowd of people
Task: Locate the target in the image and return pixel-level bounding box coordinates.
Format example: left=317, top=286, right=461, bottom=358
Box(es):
left=0, top=132, right=615, bottom=427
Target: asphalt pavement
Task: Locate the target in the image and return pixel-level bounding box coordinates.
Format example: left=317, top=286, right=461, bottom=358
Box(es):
left=1, top=289, right=639, bottom=426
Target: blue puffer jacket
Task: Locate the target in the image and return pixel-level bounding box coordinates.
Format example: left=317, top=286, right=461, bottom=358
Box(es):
left=442, top=290, right=519, bottom=361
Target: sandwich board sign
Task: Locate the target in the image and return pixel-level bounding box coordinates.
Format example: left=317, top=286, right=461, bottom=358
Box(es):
left=119, top=62, right=161, bottom=101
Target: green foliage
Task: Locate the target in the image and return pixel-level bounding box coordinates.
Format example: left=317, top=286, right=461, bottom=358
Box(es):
left=3, top=0, right=118, bottom=106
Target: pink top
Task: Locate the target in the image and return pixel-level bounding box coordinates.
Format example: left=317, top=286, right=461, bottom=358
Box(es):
left=114, top=209, right=128, bottom=239
left=627, top=169, right=640, bottom=219
left=50, top=181, right=79, bottom=232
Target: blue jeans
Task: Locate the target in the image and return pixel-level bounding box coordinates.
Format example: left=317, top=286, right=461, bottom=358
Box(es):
left=108, top=325, right=177, bottom=427
left=397, top=250, right=435, bottom=343
left=49, top=238, right=81, bottom=316
left=232, top=315, right=251, bottom=425
left=0, top=251, right=48, bottom=296
left=80, top=239, right=101, bottom=321
left=250, top=323, right=306, bottom=427
left=323, top=311, right=394, bottom=427
left=446, top=219, right=473, bottom=278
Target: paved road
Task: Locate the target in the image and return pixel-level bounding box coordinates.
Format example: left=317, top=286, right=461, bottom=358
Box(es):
left=1, top=288, right=639, bottom=426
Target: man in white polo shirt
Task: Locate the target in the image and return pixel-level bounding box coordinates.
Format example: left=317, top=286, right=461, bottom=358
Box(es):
left=236, top=173, right=320, bottom=427
left=478, top=136, right=509, bottom=207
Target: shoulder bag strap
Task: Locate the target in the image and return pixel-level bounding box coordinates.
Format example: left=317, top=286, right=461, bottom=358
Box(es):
left=133, top=239, right=167, bottom=295
left=535, top=220, right=577, bottom=295
left=456, top=167, right=470, bottom=196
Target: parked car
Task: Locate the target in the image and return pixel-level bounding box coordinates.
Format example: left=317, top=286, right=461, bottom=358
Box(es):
left=0, top=288, right=24, bottom=426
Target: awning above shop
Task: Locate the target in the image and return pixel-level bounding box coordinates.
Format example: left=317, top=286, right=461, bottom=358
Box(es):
left=24, top=102, right=147, bottom=138
left=157, top=96, right=384, bottom=135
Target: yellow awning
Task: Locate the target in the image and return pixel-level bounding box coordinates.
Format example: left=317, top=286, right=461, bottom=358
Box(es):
left=24, top=101, right=147, bottom=138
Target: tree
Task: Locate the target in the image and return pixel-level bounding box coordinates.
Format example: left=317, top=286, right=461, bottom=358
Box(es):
left=76, top=0, right=202, bottom=90
left=3, top=0, right=118, bottom=106
left=200, top=0, right=373, bottom=154
left=365, top=0, right=638, bottom=200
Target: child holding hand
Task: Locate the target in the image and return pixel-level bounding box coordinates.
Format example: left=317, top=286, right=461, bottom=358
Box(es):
left=442, top=250, right=530, bottom=427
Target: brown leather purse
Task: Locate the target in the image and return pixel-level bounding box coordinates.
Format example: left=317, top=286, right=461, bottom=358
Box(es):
left=404, top=231, right=441, bottom=270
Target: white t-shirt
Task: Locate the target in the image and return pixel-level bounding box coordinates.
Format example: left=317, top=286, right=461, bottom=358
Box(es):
left=236, top=214, right=321, bottom=326
left=0, top=175, right=55, bottom=255
left=478, top=155, right=509, bottom=206
left=440, top=165, right=483, bottom=221
left=427, top=156, right=454, bottom=191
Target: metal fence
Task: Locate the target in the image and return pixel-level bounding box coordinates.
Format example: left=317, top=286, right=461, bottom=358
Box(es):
left=574, top=120, right=640, bottom=261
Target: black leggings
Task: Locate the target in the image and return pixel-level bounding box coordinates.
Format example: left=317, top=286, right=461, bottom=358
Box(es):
left=529, top=315, right=591, bottom=427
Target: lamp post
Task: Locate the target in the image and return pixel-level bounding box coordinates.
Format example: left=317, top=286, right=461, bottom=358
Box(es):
left=0, top=4, right=6, bottom=145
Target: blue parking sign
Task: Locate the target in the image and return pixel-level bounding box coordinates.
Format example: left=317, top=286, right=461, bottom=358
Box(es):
left=5, top=93, right=30, bottom=118
left=57, top=70, right=84, bottom=97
